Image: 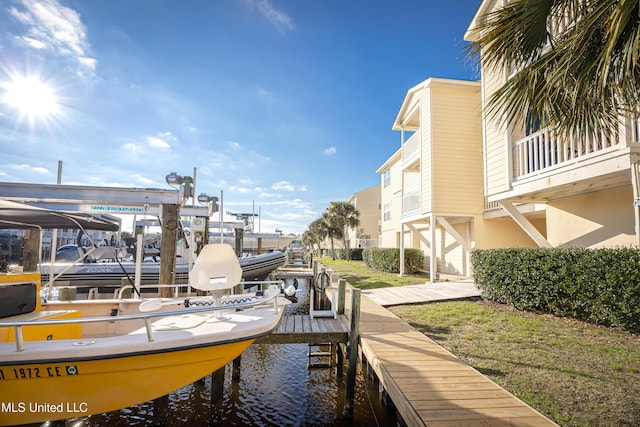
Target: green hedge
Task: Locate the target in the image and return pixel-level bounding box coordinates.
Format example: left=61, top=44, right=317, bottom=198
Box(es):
left=334, top=248, right=363, bottom=260
left=362, top=248, right=424, bottom=274
left=471, top=247, right=640, bottom=332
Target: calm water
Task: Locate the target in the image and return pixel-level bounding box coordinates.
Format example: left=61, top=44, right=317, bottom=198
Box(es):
left=37, top=279, right=397, bottom=427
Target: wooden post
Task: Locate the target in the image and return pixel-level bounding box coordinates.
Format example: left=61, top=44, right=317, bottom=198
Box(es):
left=234, top=228, right=244, bottom=257
left=210, top=366, right=226, bottom=425
left=153, top=394, right=170, bottom=426
left=337, top=279, right=346, bottom=315
left=312, top=259, right=318, bottom=281
left=22, top=229, right=40, bottom=272
left=343, top=288, right=361, bottom=420
left=232, top=356, right=241, bottom=382
left=159, top=204, right=179, bottom=297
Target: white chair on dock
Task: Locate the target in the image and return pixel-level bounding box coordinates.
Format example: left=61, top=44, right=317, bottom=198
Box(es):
left=190, top=244, right=243, bottom=321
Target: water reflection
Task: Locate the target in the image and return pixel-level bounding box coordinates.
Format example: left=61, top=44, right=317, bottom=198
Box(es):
left=58, top=344, right=395, bottom=427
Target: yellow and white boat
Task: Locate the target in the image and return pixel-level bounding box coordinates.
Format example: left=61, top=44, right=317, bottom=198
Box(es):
left=0, top=242, right=288, bottom=426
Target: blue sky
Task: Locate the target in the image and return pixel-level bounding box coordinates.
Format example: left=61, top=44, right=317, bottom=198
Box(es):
left=0, top=0, right=480, bottom=235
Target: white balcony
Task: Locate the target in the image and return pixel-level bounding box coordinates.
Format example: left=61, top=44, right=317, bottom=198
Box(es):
left=401, top=132, right=420, bottom=171
left=512, top=115, right=640, bottom=182
left=402, top=190, right=420, bottom=216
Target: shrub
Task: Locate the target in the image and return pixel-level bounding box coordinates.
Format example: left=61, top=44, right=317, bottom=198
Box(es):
left=362, top=248, right=424, bottom=274
left=471, top=247, right=640, bottom=332
left=334, top=248, right=363, bottom=260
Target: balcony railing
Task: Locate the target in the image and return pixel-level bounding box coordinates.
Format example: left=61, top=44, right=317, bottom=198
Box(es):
left=401, top=132, right=420, bottom=165
left=402, top=190, right=420, bottom=215
left=512, top=116, right=640, bottom=181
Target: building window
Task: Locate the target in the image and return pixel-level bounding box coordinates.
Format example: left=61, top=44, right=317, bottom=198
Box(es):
left=383, top=202, right=391, bottom=221
left=383, top=169, right=391, bottom=188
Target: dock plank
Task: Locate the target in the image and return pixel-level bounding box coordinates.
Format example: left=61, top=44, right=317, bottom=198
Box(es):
left=255, top=314, right=349, bottom=345
left=356, top=292, right=558, bottom=427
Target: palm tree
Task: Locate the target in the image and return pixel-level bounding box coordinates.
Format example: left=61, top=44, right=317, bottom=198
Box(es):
left=321, top=211, right=343, bottom=260
left=304, top=218, right=327, bottom=256
left=325, top=201, right=360, bottom=260
left=467, top=0, right=640, bottom=141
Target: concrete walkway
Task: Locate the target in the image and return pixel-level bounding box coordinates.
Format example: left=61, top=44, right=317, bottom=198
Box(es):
left=361, top=280, right=481, bottom=307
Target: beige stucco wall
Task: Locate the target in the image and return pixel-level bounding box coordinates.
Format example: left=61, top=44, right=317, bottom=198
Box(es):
left=546, top=186, right=636, bottom=248
left=474, top=214, right=542, bottom=249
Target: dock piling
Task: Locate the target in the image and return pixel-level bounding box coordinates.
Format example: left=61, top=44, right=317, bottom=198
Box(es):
left=343, top=288, right=361, bottom=420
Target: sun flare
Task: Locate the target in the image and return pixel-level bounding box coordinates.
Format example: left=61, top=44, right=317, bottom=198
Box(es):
left=1, top=74, right=62, bottom=126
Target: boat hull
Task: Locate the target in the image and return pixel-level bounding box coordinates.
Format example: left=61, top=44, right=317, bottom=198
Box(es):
left=0, top=340, right=253, bottom=425
left=39, top=251, right=286, bottom=288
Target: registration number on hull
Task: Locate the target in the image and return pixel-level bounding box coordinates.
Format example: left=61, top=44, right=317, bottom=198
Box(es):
left=0, top=365, right=78, bottom=380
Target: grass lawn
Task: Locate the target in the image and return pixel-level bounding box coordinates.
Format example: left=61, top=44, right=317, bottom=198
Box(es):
left=315, top=257, right=426, bottom=289
left=390, top=301, right=640, bottom=426
left=317, top=257, right=640, bottom=426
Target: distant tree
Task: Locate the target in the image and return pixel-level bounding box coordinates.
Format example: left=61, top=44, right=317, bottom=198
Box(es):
left=120, top=231, right=132, bottom=240
left=325, top=201, right=360, bottom=260
left=321, top=210, right=343, bottom=260
left=304, top=218, right=327, bottom=255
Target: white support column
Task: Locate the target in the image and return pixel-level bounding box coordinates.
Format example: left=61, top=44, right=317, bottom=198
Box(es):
left=631, top=162, right=640, bottom=246
left=430, top=214, right=437, bottom=283
left=498, top=200, right=552, bottom=248
left=399, top=223, right=405, bottom=276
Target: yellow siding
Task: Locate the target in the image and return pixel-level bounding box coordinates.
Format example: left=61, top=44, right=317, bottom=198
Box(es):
left=347, top=185, right=380, bottom=249
left=420, top=88, right=432, bottom=213
left=430, top=83, right=483, bottom=214
left=379, top=153, right=403, bottom=248
left=482, top=67, right=509, bottom=196
left=404, top=171, right=420, bottom=193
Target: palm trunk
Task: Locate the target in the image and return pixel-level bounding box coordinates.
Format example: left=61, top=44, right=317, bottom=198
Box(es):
left=342, top=232, right=350, bottom=260
left=330, top=237, right=335, bottom=260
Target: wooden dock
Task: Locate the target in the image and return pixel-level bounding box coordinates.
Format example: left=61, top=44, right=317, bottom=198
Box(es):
left=255, top=314, right=348, bottom=344
left=357, top=291, right=558, bottom=426
left=260, top=259, right=557, bottom=426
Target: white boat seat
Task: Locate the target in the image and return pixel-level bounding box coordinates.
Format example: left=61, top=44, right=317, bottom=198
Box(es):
left=190, top=244, right=242, bottom=292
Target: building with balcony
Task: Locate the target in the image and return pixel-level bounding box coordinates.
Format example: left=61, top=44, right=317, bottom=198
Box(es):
left=466, top=0, right=640, bottom=249
left=377, top=77, right=541, bottom=280
left=346, top=184, right=381, bottom=250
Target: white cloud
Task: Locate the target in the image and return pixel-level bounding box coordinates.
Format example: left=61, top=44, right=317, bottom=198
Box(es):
left=132, top=174, right=155, bottom=185
left=226, top=140, right=242, bottom=150
left=229, top=186, right=253, bottom=193
left=258, top=192, right=282, bottom=198
left=11, top=163, right=49, bottom=174
left=123, top=142, right=144, bottom=155
left=272, top=180, right=294, bottom=191
left=9, top=0, right=96, bottom=75
left=21, top=36, right=46, bottom=49
left=323, top=146, right=336, bottom=155
left=147, top=136, right=170, bottom=148
left=244, top=0, right=295, bottom=32
left=271, top=180, right=308, bottom=192
left=146, top=131, right=176, bottom=148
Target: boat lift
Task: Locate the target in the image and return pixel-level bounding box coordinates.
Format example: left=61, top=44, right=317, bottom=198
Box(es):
left=0, top=178, right=211, bottom=296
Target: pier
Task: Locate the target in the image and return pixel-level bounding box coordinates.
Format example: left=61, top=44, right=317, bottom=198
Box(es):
left=264, top=256, right=557, bottom=427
